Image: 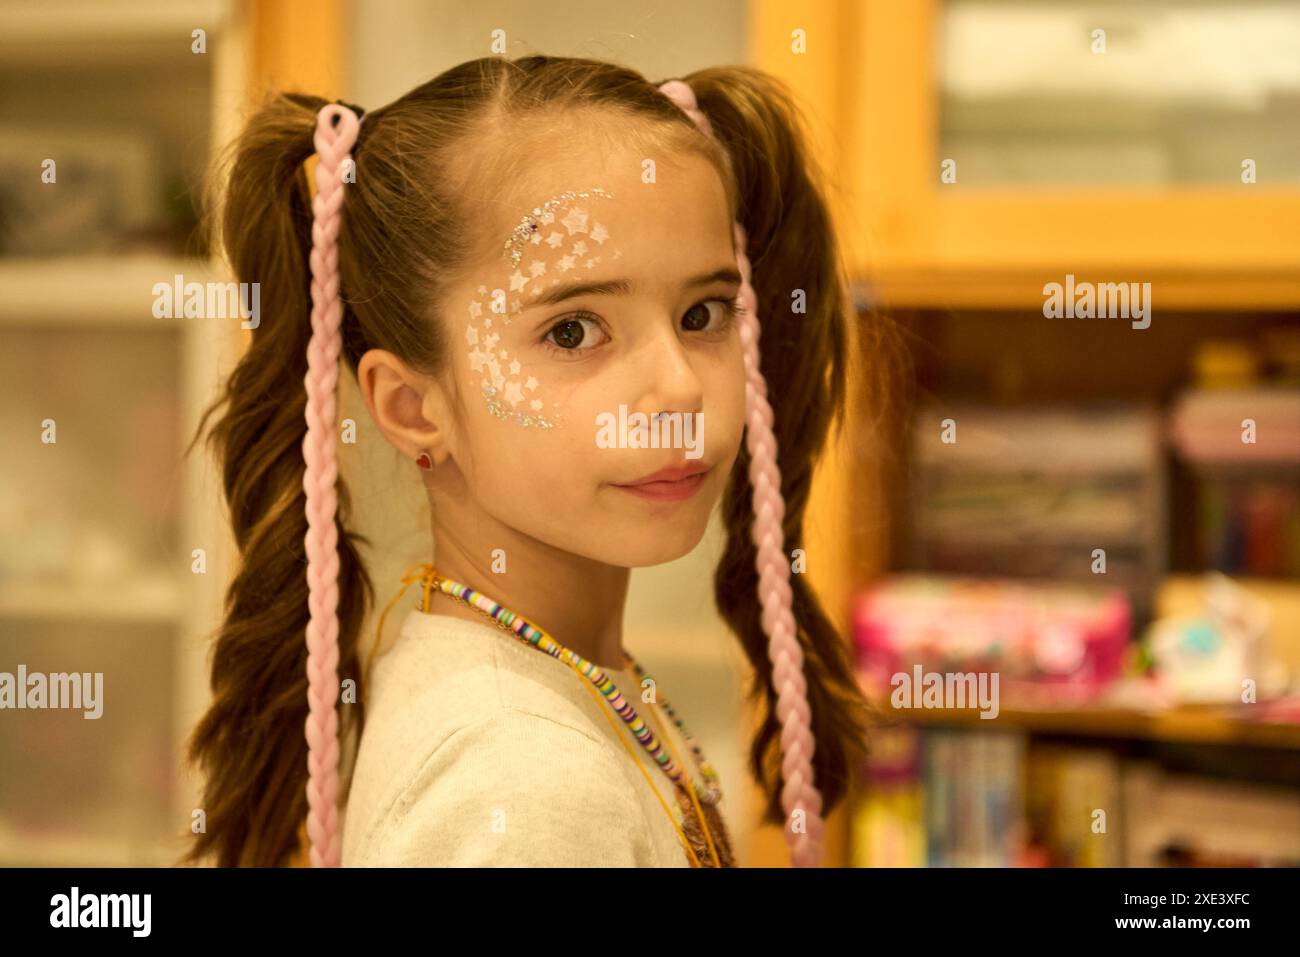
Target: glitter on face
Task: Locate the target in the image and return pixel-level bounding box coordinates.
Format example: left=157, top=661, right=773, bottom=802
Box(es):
left=502, top=187, right=614, bottom=269
left=464, top=186, right=620, bottom=430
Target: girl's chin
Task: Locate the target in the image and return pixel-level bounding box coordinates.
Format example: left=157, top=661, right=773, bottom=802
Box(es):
left=589, top=514, right=714, bottom=567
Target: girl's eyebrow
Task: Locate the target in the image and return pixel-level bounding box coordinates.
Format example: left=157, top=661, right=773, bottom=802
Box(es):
left=525, top=266, right=743, bottom=309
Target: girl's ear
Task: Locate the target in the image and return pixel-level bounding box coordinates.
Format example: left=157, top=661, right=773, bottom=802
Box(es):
left=356, top=348, right=456, bottom=466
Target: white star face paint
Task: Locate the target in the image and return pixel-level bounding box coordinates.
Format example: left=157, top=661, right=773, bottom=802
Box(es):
left=464, top=186, right=620, bottom=431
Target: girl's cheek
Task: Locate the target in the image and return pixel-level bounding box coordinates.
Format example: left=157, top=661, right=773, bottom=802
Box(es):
left=460, top=187, right=619, bottom=435
left=461, top=285, right=558, bottom=430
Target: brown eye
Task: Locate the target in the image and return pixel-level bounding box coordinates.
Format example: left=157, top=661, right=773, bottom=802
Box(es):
left=682, top=299, right=736, bottom=333
left=543, top=315, right=607, bottom=353
left=682, top=302, right=710, bottom=331
left=551, top=319, right=586, bottom=348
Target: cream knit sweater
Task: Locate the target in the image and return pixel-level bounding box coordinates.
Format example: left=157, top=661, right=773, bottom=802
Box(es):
left=342, top=608, right=707, bottom=866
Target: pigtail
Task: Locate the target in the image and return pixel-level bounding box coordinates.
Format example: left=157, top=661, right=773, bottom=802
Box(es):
left=666, top=68, right=874, bottom=865
left=182, top=94, right=372, bottom=867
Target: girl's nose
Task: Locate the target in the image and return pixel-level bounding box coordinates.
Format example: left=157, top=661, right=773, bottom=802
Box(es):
left=629, top=329, right=704, bottom=418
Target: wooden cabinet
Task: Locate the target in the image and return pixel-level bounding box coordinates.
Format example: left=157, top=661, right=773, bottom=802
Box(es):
left=752, top=0, right=1300, bottom=310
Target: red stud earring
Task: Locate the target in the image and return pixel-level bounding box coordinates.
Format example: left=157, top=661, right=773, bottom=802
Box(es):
left=415, top=451, right=433, bottom=471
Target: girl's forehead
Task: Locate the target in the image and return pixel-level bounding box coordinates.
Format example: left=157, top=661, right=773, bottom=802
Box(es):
left=473, top=152, right=729, bottom=277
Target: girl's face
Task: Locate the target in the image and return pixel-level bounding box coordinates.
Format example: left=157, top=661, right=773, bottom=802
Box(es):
left=433, top=143, right=746, bottom=567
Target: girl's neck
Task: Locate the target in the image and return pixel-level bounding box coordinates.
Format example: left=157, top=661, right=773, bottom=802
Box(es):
left=426, top=539, right=631, bottom=672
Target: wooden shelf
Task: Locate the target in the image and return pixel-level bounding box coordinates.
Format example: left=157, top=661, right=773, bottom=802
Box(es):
left=0, top=0, right=229, bottom=67
left=849, top=222, right=1300, bottom=312
left=868, top=691, right=1300, bottom=750
left=856, top=265, right=1300, bottom=312
left=0, top=572, right=183, bottom=624
left=0, top=255, right=226, bottom=328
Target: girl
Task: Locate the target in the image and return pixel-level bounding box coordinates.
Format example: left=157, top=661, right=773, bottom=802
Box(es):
left=184, top=55, right=872, bottom=868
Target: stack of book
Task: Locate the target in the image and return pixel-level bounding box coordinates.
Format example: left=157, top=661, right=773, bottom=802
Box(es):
left=849, top=728, right=1300, bottom=867
left=910, top=404, right=1166, bottom=623
left=1168, top=386, right=1300, bottom=578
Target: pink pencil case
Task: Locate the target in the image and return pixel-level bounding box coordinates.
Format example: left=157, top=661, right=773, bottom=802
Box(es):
left=854, top=575, right=1131, bottom=705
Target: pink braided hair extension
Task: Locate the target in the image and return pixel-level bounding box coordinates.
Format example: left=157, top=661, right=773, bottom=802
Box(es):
left=658, top=80, right=825, bottom=867
left=303, top=103, right=360, bottom=868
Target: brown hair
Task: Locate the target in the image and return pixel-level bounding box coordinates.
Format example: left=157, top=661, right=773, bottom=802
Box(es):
left=183, top=55, right=873, bottom=867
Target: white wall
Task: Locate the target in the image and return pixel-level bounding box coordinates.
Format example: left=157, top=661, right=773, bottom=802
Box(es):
left=350, top=0, right=746, bottom=108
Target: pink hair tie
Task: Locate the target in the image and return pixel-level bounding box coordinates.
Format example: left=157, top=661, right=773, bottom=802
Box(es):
left=303, top=102, right=360, bottom=868
left=658, top=79, right=825, bottom=868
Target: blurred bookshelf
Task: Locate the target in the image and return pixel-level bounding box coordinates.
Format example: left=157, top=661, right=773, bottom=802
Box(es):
left=0, top=0, right=245, bottom=866
left=752, top=0, right=1300, bottom=867
left=832, top=313, right=1300, bottom=869
left=850, top=724, right=1300, bottom=868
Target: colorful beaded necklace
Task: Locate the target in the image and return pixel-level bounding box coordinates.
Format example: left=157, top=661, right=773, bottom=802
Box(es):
left=370, top=563, right=734, bottom=867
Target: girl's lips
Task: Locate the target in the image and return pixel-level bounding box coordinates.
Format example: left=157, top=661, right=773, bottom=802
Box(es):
left=612, top=468, right=710, bottom=502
